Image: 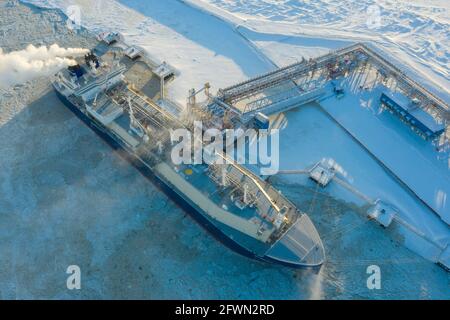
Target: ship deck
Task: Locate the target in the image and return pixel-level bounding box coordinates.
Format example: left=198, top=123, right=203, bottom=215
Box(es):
left=176, top=162, right=271, bottom=226
left=105, top=104, right=278, bottom=244
left=54, top=38, right=313, bottom=257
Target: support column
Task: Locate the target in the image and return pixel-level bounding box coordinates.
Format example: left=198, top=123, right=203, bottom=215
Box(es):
left=160, top=76, right=165, bottom=100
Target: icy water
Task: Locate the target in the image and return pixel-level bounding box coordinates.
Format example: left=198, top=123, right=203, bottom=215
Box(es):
left=0, top=1, right=449, bottom=299
left=1, top=88, right=448, bottom=298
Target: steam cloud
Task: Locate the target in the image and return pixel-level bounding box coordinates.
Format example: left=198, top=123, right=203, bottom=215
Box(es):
left=0, top=44, right=89, bottom=89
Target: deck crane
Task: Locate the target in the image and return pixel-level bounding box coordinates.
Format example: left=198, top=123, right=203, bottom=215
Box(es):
left=127, top=96, right=150, bottom=143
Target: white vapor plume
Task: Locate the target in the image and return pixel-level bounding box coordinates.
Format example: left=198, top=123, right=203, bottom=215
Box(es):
left=0, top=44, right=89, bottom=89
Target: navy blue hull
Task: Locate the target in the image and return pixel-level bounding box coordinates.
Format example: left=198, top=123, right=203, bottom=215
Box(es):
left=54, top=89, right=316, bottom=269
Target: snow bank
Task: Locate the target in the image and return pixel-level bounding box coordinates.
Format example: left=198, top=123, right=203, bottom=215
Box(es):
left=188, top=0, right=450, bottom=102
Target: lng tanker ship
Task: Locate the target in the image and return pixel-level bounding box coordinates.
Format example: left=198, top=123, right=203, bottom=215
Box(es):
left=52, top=36, right=325, bottom=268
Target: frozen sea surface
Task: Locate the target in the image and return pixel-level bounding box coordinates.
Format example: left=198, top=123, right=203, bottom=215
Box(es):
left=1, top=90, right=449, bottom=298
left=1, top=1, right=449, bottom=299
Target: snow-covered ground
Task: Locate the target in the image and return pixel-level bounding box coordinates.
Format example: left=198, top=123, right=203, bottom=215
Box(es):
left=188, top=0, right=450, bottom=102
left=2, top=0, right=449, bottom=299
left=23, top=0, right=449, bottom=101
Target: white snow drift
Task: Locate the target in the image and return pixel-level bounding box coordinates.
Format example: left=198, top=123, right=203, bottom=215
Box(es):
left=0, top=44, right=89, bottom=89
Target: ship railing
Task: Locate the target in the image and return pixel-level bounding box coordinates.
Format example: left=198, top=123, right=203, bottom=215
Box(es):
left=213, top=152, right=281, bottom=214
left=126, top=85, right=187, bottom=129
left=209, top=163, right=279, bottom=223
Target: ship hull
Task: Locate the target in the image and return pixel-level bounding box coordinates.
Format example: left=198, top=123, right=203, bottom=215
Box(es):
left=54, top=88, right=316, bottom=269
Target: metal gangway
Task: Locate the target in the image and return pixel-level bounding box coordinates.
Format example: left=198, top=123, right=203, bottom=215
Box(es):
left=217, top=43, right=363, bottom=104
left=216, top=42, right=449, bottom=121
left=207, top=82, right=327, bottom=124
left=242, top=87, right=326, bottom=119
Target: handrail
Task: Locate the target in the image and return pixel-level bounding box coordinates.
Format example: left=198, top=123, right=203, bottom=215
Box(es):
left=215, top=152, right=281, bottom=213
left=127, top=85, right=187, bottom=129
left=217, top=42, right=449, bottom=115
